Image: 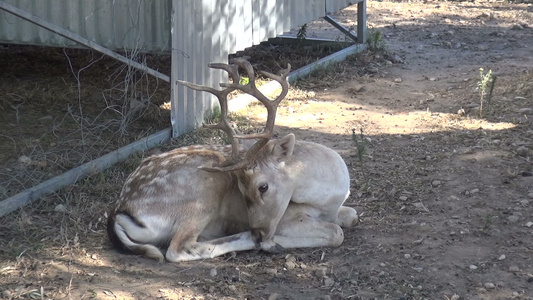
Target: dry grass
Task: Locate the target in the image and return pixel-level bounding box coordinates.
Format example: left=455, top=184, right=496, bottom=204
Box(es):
left=0, top=45, right=171, bottom=200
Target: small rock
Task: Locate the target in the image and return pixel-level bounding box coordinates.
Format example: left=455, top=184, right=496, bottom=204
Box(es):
left=432, top=180, right=441, bottom=187
left=315, top=267, right=327, bottom=277
left=484, top=282, right=495, bottom=289
left=508, top=265, right=520, bottom=273
left=54, top=204, right=67, bottom=213
left=209, top=268, right=217, bottom=277
left=511, top=24, right=523, bottom=30
left=449, top=294, right=460, bottom=300
left=399, top=195, right=408, bottom=201
left=323, top=277, right=335, bottom=286
left=519, top=199, right=529, bottom=206
left=507, top=215, right=520, bottom=223
left=469, top=188, right=480, bottom=194
left=300, top=263, right=307, bottom=269
left=476, top=44, right=490, bottom=51
left=265, top=268, right=277, bottom=275
left=498, top=255, right=506, bottom=261
left=351, top=85, right=365, bottom=93
left=404, top=254, right=411, bottom=259
left=227, top=285, right=236, bottom=292
left=469, top=265, right=478, bottom=270
left=285, top=260, right=297, bottom=270
left=268, top=293, right=280, bottom=300
left=429, top=77, right=437, bottom=81
left=18, top=155, right=31, bottom=164
left=208, top=286, right=215, bottom=293
left=391, top=54, right=403, bottom=63
left=285, top=254, right=296, bottom=262
left=394, top=78, right=402, bottom=83
left=526, top=222, right=533, bottom=228
left=2, top=290, right=12, bottom=299
left=528, top=193, right=533, bottom=199
left=516, top=146, right=529, bottom=157
left=413, top=202, right=427, bottom=211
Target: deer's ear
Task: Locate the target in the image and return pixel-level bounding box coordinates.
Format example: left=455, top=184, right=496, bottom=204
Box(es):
left=271, top=133, right=295, bottom=160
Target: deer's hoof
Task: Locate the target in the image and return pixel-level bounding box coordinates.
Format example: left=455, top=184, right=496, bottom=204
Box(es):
left=261, top=240, right=285, bottom=254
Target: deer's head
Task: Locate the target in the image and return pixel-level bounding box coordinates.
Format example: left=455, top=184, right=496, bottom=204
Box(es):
left=234, top=133, right=295, bottom=251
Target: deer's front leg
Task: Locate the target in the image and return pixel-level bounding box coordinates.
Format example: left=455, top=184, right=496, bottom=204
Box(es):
left=165, top=231, right=258, bottom=262
left=250, top=228, right=285, bottom=254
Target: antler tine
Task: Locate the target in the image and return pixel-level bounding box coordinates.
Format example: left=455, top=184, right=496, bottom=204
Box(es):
left=176, top=62, right=241, bottom=157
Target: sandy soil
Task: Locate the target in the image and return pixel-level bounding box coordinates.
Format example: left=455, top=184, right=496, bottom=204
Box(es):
left=1, top=1, right=533, bottom=299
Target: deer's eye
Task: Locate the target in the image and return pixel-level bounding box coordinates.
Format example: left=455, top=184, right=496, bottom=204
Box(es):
left=258, top=184, right=268, bottom=194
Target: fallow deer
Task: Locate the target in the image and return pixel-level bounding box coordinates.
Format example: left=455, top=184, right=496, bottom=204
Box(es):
left=107, top=58, right=358, bottom=262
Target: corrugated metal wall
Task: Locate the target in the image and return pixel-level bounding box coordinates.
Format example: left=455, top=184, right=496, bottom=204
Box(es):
left=0, top=0, right=171, bottom=51
left=0, top=0, right=359, bottom=136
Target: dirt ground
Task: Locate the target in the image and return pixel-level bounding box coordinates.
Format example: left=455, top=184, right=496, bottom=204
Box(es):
left=1, top=0, right=533, bottom=299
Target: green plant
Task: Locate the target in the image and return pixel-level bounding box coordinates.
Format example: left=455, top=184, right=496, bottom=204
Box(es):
left=478, top=68, right=497, bottom=117
left=239, top=76, right=250, bottom=86
left=297, top=23, right=308, bottom=42
left=484, top=214, right=492, bottom=229
left=352, top=128, right=368, bottom=183
left=366, top=28, right=385, bottom=52
left=205, top=105, right=221, bottom=124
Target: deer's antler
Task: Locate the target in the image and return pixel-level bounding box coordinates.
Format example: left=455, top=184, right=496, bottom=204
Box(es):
left=177, top=62, right=241, bottom=157
left=177, top=58, right=291, bottom=172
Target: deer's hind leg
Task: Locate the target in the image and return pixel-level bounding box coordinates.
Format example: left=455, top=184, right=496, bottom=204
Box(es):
left=336, top=206, right=359, bottom=228
left=269, top=203, right=346, bottom=250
